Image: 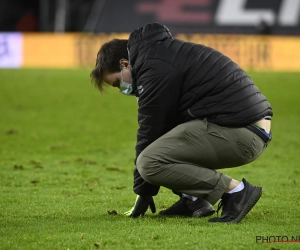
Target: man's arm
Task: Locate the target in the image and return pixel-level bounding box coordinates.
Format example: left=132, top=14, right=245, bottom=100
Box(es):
left=133, top=59, right=183, bottom=196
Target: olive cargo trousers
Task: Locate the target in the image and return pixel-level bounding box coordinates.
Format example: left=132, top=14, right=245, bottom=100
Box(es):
left=136, top=119, right=268, bottom=205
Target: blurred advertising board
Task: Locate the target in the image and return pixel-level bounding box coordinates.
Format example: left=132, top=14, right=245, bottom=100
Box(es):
left=22, top=34, right=76, bottom=68
left=1, top=32, right=300, bottom=72
left=0, top=33, right=22, bottom=68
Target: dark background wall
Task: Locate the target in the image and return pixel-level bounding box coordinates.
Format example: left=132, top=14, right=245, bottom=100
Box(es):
left=0, top=0, right=299, bottom=35
left=0, top=0, right=39, bottom=31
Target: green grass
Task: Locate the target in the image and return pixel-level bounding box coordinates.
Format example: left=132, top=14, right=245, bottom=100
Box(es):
left=0, top=69, right=299, bottom=250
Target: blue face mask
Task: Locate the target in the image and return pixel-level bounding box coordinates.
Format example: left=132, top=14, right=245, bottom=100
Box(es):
left=120, top=69, right=134, bottom=96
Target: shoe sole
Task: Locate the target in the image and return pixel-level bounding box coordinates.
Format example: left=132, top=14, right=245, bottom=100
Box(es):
left=228, top=186, right=262, bottom=223
left=192, top=207, right=215, bottom=218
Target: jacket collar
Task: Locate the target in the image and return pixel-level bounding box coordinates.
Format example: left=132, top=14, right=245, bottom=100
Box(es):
left=128, top=23, right=172, bottom=67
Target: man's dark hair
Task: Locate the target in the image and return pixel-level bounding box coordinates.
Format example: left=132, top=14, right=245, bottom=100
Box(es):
left=90, top=39, right=128, bottom=92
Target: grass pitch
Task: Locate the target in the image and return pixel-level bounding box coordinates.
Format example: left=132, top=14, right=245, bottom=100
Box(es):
left=0, top=69, right=299, bottom=250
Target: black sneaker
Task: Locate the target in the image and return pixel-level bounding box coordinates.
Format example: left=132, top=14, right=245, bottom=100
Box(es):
left=159, top=197, right=215, bottom=217
left=208, top=178, right=262, bottom=223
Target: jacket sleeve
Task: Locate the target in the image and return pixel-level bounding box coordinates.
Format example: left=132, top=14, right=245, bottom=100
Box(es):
left=133, top=59, right=183, bottom=196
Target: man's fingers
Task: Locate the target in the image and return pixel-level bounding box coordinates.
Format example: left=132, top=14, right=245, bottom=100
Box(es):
left=130, top=211, right=140, bottom=218
left=148, top=197, right=156, bottom=213
left=128, top=196, right=156, bottom=217
left=124, top=206, right=135, bottom=216
left=149, top=201, right=156, bottom=213
left=126, top=195, right=141, bottom=216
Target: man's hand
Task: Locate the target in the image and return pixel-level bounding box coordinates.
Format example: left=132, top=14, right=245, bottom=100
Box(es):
left=124, top=195, right=156, bottom=217
left=124, top=195, right=140, bottom=216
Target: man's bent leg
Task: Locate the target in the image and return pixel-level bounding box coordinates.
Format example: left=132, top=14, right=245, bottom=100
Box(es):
left=136, top=119, right=265, bottom=205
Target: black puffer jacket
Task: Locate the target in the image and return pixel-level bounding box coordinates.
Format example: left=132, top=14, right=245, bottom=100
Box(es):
left=128, top=23, right=273, bottom=196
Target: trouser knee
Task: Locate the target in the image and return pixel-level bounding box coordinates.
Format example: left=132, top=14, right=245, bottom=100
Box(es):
left=136, top=150, right=160, bottom=185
